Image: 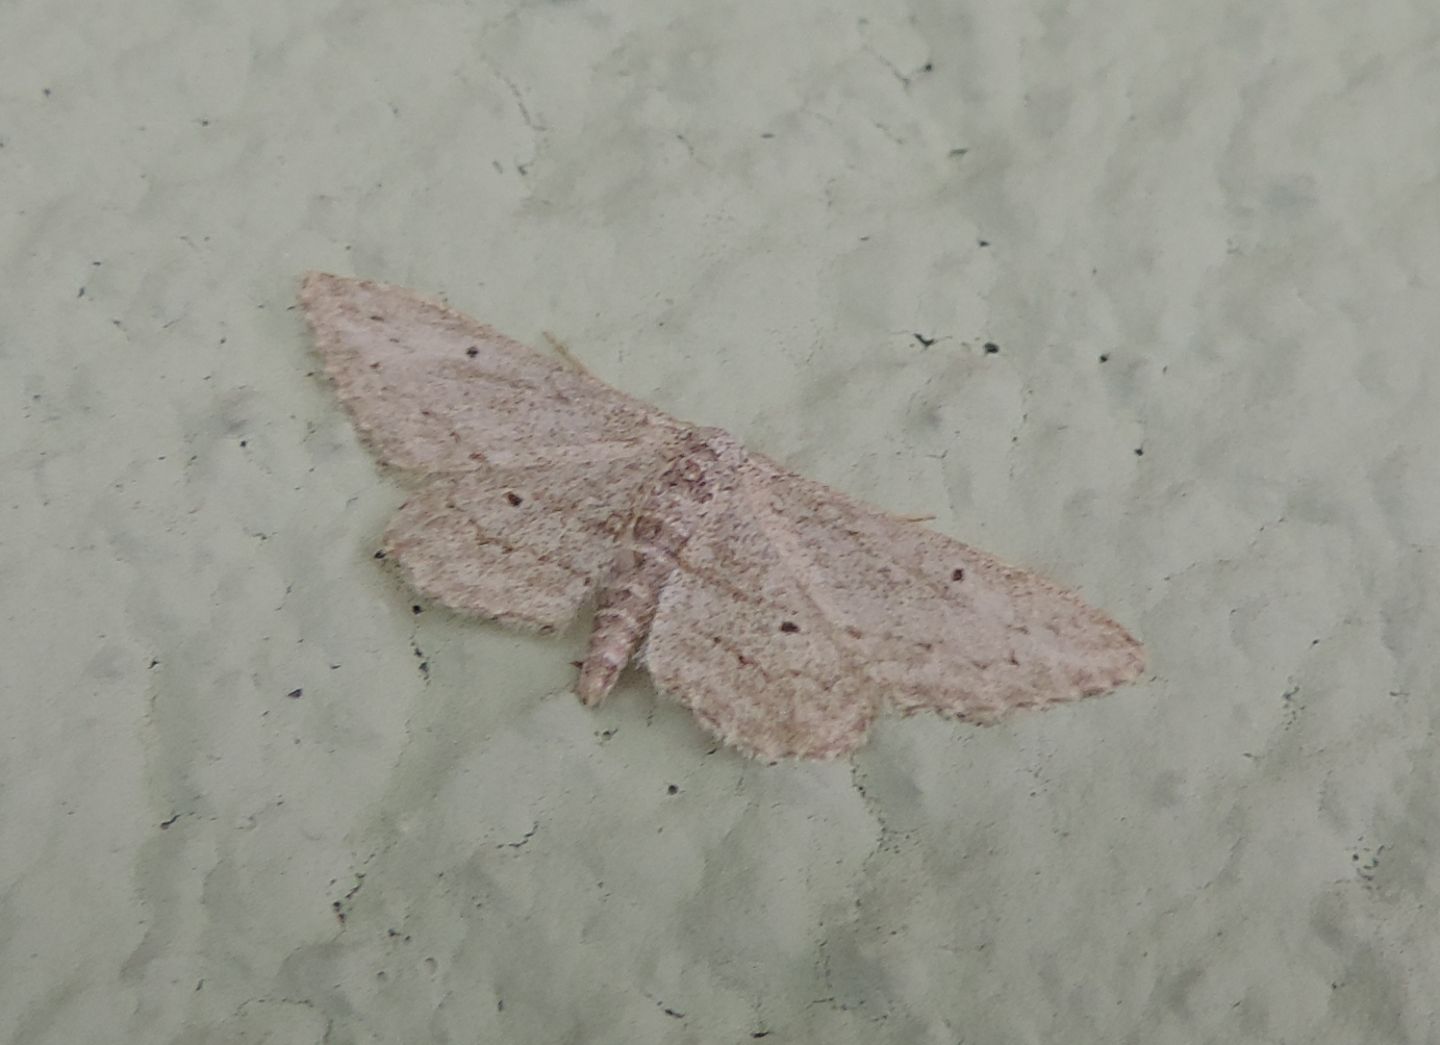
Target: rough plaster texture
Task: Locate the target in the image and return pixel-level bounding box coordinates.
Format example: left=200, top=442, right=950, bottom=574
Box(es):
left=3, top=1, right=1438, bottom=1042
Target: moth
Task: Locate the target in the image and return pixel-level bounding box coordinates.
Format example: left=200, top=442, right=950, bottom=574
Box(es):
left=301, top=273, right=1145, bottom=759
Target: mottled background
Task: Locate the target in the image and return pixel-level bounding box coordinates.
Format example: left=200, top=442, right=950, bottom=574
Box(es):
left=4, top=1, right=1437, bottom=1042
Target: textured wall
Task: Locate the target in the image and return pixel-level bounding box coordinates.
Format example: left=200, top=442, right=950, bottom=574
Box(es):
left=3, top=1, right=1437, bottom=1042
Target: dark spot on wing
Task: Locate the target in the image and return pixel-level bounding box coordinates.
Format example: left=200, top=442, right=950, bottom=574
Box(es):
left=506, top=491, right=523, bottom=506
left=466, top=345, right=479, bottom=358
left=951, top=567, right=965, bottom=581
left=779, top=621, right=800, bottom=633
